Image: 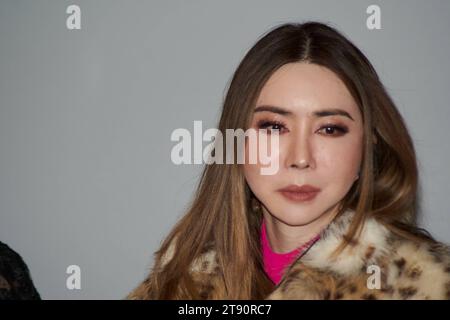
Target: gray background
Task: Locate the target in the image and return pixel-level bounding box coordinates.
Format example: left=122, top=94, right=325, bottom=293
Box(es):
left=0, top=0, right=449, bottom=299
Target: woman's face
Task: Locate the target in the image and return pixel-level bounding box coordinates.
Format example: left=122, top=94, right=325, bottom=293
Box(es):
left=244, top=62, right=364, bottom=227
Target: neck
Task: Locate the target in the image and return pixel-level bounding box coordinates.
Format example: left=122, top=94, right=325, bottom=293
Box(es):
left=262, top=204, right=339, bottom=253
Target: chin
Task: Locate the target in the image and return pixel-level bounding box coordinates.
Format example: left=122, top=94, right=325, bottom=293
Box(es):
left=271, top=209, right=320, bottom=227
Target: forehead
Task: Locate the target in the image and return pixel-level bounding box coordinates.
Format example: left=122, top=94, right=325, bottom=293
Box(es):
left=256, top=62, right=359, bottom=118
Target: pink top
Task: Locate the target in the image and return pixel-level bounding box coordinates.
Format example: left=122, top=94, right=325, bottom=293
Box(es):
left=261, top=218, right=321, bottom=285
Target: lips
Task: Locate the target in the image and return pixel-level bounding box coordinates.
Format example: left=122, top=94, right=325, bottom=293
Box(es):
left=278, top=184, right=321, bottom=202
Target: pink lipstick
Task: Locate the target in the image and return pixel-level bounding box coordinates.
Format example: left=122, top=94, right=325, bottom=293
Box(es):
left=278, top=184, right=321, bottom=202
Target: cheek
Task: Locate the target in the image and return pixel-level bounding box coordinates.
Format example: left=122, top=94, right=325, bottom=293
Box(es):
left=317, top=138, right=363, bottom=180
left=244, top=133, right=281, bottom=167
left=244, top=138, right=281, bottom=195
left=243, top=142, right=261, bottom=189
left=243, top=162, right=270, bottom=198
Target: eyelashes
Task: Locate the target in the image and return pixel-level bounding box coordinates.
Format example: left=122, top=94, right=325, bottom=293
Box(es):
left=255, top=119, right=349, bottom=136
left=256, top=120, right=288, bottom=133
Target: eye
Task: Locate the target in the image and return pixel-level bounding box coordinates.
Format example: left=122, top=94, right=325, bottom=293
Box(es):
left=256, top=120, right=288, bottom=134
left=317, top=124, right=348, bottom=136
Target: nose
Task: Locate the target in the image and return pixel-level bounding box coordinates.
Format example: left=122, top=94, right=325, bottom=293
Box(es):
left=285, top=132, right=315, bottom=170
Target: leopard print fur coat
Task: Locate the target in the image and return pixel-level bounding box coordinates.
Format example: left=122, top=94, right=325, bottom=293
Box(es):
left=128, top=209, right=450, bottom=300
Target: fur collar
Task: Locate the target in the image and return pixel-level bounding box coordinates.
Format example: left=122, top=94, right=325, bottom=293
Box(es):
left=128, top=208, right=450, bottom=300
left=181, top=208, right=393, bottom=276
left=299, top=209, right=392, bottom=276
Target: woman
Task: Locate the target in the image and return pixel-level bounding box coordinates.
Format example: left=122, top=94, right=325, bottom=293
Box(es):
left=128, top=21, right=450, bottom=299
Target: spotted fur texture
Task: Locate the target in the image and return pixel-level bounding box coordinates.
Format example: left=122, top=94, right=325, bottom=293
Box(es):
left=128, top=210, right=450, bottom=300
left=267, top=210, right=450, bottom=300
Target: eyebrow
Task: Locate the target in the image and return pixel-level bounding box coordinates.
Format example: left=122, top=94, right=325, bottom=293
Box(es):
left=254, top=105, right=355, bottom=121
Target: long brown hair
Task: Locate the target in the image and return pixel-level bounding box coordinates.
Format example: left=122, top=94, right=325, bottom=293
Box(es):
left=132, top=21, right=435, bottom=299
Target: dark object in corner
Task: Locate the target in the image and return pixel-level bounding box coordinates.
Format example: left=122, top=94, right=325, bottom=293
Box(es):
left=0, top=241, right=41, bottom=300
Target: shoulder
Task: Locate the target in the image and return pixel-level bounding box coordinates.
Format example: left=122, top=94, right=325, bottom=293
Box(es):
left=270, top=210, right=450, bottom=299
left=304, top=210, right=450, bottom=274
left=158, top=236, right=218, bottom=274
left=385, top=236, right=450, bottom=299
left=127, top=236, right=219, bottom=299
